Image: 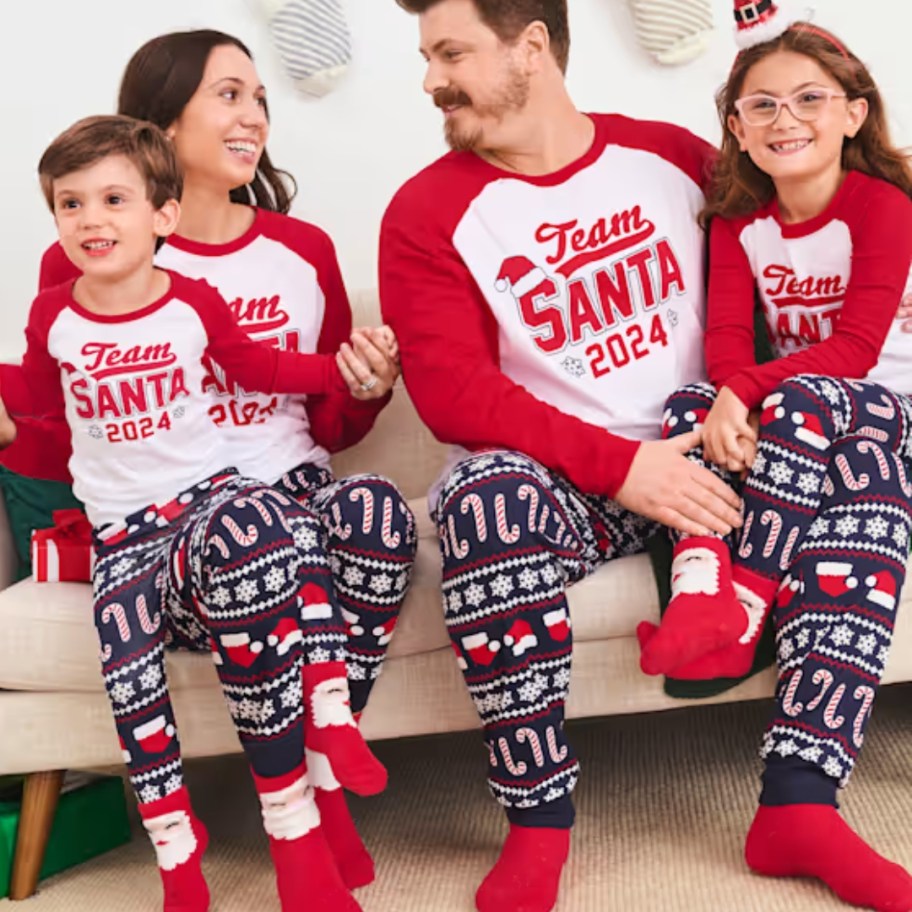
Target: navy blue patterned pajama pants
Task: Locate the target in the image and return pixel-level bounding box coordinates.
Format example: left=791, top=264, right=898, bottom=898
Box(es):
left=664, top=376, right=912, bottom=786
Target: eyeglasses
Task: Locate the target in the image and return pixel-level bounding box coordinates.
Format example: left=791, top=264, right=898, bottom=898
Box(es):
left=734, top=88, right=847, bottom=126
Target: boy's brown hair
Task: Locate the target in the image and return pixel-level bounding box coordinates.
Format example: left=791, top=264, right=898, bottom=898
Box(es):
left=396, top=0, right=570, bottom=74
left=38, top=114, right=183, bottom=212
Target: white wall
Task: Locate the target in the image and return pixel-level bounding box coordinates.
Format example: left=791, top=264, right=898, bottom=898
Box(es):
left=2, top=0, right=910, bottom=359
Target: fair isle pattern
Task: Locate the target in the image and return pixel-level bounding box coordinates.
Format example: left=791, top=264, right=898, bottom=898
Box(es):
left=275, top=464, right=418, bottom=712
left=436, top=450, right=658, bottom=808
left=627, top=0, right=715, bottom=65
left=265, top=0, right=352, bottom=97
left=94, top=472, right=348, bottom=803
left=665, top=378, right=912, bottom=786
left=763, top=438, right=912, bottom=786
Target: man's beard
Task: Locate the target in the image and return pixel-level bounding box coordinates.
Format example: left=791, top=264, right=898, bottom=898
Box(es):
left=434, top=69, right=530, bottom=152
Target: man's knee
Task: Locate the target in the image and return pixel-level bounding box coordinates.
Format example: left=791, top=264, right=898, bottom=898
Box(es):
left=437, top=452, right=553, bottom=562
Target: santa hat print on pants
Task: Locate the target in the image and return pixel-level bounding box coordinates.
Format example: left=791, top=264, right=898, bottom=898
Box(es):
left=495, top=256, right=551, bottom=298
left=815, top=562, right=858, bottom=599
left=732, top=0, right=797, bottom=49
left=267, top=618, right=304, bottom=655
left=462, top=632, right=501, bottom=667
left=133, top=715, right=176, bottom=755
left=504, top=620, right=539, bottom=657
left=865, top=571, right=897, bottom=611
left=219, top=632, right=265, bottom=668
left=300, top=582, right=333, bottom=621
left=543, top=607, right=571, bottom=642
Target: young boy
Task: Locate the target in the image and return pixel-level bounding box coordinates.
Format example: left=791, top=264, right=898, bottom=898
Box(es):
left=0, top=115, right=378, bottom=912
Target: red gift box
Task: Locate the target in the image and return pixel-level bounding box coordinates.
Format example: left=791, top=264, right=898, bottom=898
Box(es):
left=31, top=509, right=95, bottom=583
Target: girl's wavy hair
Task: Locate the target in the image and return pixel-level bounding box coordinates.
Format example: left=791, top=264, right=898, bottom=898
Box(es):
left=118, top=29, right=296, bottom=213
left=701, top=22, right=912, bottom=226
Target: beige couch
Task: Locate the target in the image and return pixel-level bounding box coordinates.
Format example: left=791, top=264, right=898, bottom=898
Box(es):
left=2, top=291, right=911, bottom=900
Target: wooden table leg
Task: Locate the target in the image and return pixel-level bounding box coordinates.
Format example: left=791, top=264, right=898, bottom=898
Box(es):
left=9, top=770, right=65, bottom=901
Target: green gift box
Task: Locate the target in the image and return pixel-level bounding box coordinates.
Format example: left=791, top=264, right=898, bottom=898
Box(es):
left=0, top=774, right=132, bottom=898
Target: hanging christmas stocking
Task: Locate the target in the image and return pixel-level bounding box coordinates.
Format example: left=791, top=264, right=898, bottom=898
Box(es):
left=253, top=0, right=352, bottom=97
left=626, top=0, right=714, bottom=65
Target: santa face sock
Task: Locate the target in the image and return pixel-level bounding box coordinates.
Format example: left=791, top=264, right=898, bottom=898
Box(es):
left=255, top=0, right=352, bottom=97
left=253, top=765, right=362, bottom=912
left=475, top=824, right=571, bottom=912
left=627, top=0, right=714, bottom=65
left=138, top=787, right=210, bottom=912
left=638, top=564, right=778, bottom=679
left=745, top=804, right=912, bottom=912
left=303, top=663, right=387, bottom=796
left=640, top=537, right=746, bottom=675
left=307, top=748, right=375, bottom=890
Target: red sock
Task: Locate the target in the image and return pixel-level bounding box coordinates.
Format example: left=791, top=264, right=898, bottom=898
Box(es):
left=639, top=537, right=744, bottom=675
left=307, top=747, right=375, bottom=890
left=252, top=765, right=362, bottom=912
left=303, top=663, right=387, bottom=796
left=475, top=826, right=570, bottom=912
left=746, top=805, right=912, bottom=912
left=637, top=565, right=778, bottom=680
left=138, top=787, right=210, bottom=912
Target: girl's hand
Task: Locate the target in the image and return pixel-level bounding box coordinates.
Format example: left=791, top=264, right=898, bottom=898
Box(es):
left=355, top=325, right=400, bottom=364
left=702, top=386, right=754, bottom=472
left=0, top=394, right=17, bottom=449
left=336, top=330, right=400, bottom=400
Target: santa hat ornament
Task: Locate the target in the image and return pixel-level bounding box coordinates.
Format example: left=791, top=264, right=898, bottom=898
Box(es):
left=865, top=571, right=897, bottom=611
left=267, top=618, right=304, bottom=656
left=495, top=256, right=551, bottom=298
left=341, top=607, right=364, bottom=637
left=733, top=0, right=799, bottom=49
left=504, top=620, right=539, bottom=657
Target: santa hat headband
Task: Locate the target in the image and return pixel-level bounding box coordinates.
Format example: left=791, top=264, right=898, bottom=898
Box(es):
left=732, top=1, right=849, bottom=59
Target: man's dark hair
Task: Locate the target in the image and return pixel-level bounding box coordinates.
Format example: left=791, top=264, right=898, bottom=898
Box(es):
left=396, top=0, right=570, bottom=73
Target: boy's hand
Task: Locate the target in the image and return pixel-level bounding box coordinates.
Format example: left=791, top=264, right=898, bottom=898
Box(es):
left=0, top=393, right=17, bottom=449
left=702, top=386, right=754, bottom=472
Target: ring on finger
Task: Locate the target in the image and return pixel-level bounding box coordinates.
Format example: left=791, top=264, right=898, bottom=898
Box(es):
left=360, top=375, right=379, bottom=392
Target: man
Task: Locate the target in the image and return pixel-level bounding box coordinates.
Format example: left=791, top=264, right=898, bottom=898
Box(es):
left=380, top=3, right=912, bottom=911
left=380, top=2, right=736, bottom=907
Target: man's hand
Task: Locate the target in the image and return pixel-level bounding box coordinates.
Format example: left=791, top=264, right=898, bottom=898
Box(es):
left=702, top=386, right=754, bottom=472
left=898, top=293, right=912, bottom=333
left=0, top=393, right=16, bottom=449
left=615, top=430, right=743, bottom=536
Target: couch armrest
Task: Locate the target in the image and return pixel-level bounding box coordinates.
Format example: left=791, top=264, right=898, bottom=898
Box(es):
left=0, top=488, right=17, bottom=591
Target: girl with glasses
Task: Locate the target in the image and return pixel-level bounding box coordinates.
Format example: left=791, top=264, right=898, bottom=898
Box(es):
left=639, top=5, right=912, bottom=910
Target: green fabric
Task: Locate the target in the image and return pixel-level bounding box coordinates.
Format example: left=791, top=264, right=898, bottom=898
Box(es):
left=0, top=776, right=130, bottom=898
left=647, top=302, right=777, bottom=699
left=0, top=466, right=81, bottom=581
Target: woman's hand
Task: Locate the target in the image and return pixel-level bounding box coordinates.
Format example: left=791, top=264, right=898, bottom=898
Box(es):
left=0, top=393, right=17, bottom=449
left=336, top=329, right=400, bottom=401
left=702, top=386, right=754, bottom=472
left=898, top=292, right=912, bottom=333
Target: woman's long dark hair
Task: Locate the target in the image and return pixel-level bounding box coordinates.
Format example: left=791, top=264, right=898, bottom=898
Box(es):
left=118, top=29, right=296, bottom=213
left=702, top=23, right=912, bottom=226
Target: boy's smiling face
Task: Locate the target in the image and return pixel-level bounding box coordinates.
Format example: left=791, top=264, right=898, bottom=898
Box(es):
left=52, top=154, right=179, bottom=281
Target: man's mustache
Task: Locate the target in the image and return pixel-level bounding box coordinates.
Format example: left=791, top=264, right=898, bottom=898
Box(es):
left=434, top=87, right=472, bottom=109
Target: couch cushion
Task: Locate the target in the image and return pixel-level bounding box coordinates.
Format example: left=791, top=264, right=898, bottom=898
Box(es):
left=3, top=495, right=910, bottom=693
